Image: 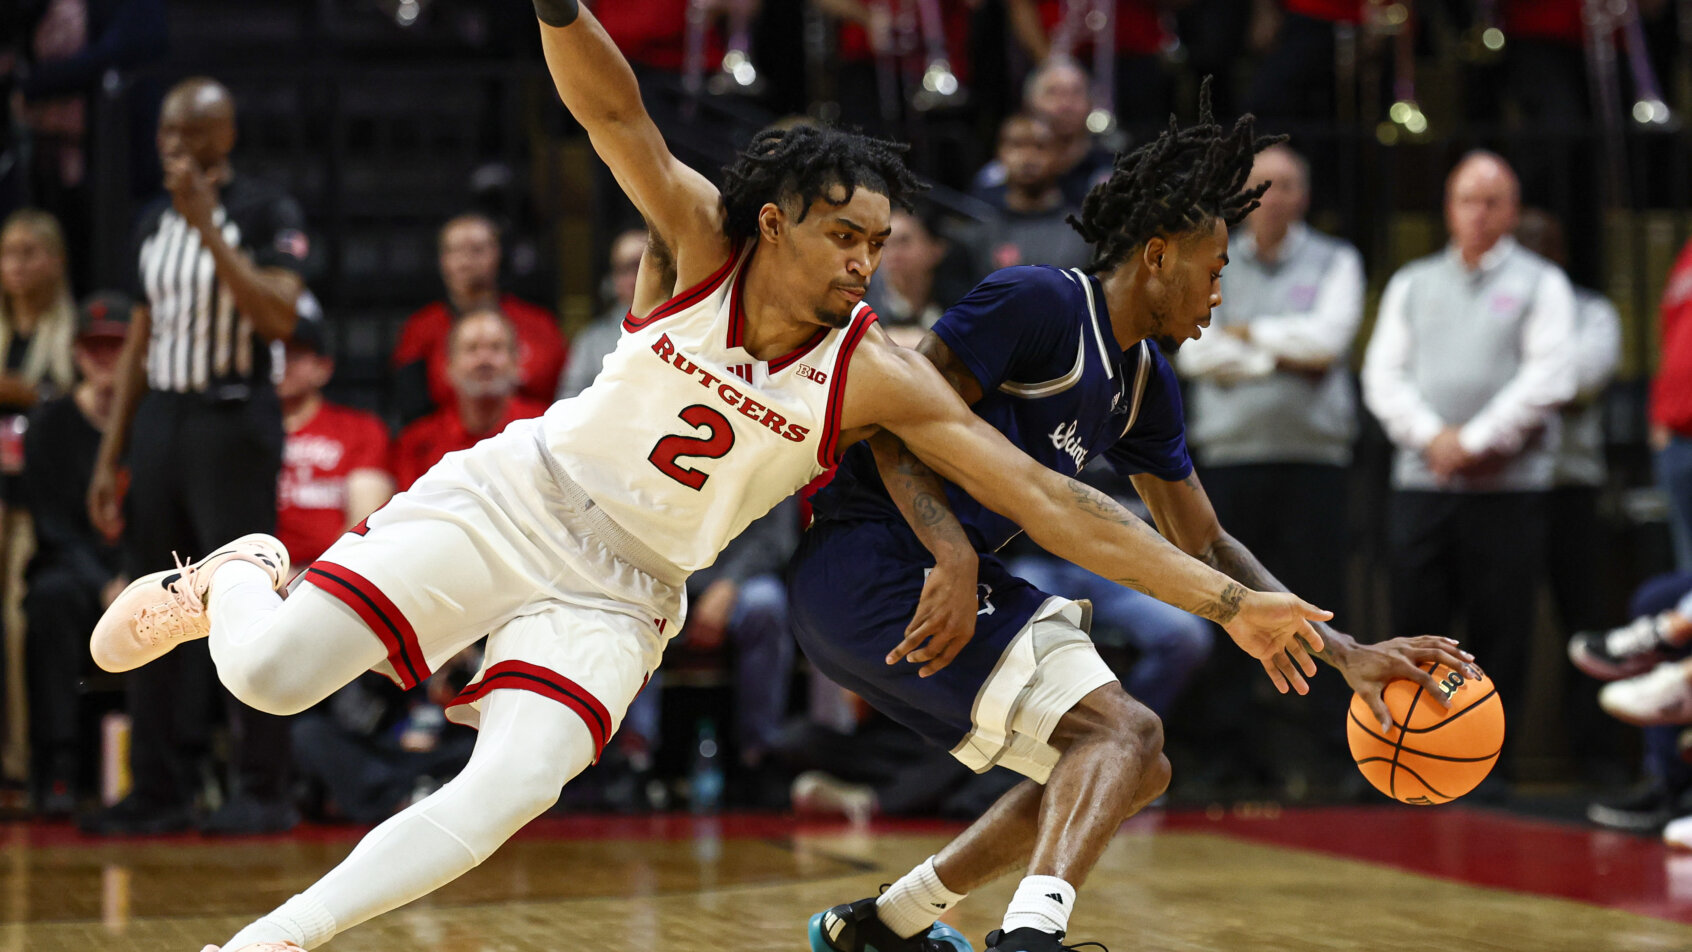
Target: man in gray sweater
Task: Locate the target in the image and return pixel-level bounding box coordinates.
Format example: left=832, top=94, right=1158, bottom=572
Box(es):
left=1362, top=151, right=1577, bottom=773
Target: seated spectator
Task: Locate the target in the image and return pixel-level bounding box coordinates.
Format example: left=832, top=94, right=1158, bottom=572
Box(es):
left=863, top=208, right=951, bottom=345
left=618, top=497, right=803, bottom=811
left=291, top=652, right=480, bottom=825
left=393, top=309, right=548, bottom=491
left=0, top=208, right=77, bottom=412
left=959, top=113, right=1092, bottom=277
left=971, top=58, right=1112, bottom=208
left=277, top=309, right=394, bottom=572
left=1570, top=573, right=1692, bottom=837
left=1, top=207, right=78, bottom=796
left=390, top=213, right=565, bottom=423
left=558, top=227, right=647, bottom=401
left=20, top=292, right=127, bottom=815
left=784, top=707, right=1021, bottom=823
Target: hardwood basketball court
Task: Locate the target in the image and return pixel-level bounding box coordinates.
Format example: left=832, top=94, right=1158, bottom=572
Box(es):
left=4, top=808, right=1688, bottom=951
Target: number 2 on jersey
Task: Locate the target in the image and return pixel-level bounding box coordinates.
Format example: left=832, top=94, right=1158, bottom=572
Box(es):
left=649, top=405, right=736, bottom=490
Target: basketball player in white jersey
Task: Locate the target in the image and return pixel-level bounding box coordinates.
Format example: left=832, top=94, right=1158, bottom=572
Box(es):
left=89, top=5, right=1333, bottom=949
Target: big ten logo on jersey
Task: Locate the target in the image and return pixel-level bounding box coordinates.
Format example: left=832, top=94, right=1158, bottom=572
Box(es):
left=648, top=333, right=809, bottom=443
left=795, top=363, right=828, bottom=385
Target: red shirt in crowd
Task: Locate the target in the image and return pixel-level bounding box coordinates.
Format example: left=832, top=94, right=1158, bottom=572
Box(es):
left=1285, top=0, right=1365, bottom=25
left=391, top=397, right=549, bottom=492
left=1502, top=0, right=1582, bottom=44
left=837, top=0, right=974, bottom=81
left=1652, top=239, right=1692, bottom=435
left=592, top=0, right=723, bottom=72
left=278, top=402, right=392, bottom=567
left=391, top=294, right=567, bottom=412
left=1037, top=0, right=1167, bottom=58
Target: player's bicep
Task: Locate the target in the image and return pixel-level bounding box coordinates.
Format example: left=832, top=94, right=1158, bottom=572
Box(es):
left=866, top=351, right=1055, bottom=525
left=915, top=332, right=986, bottom=405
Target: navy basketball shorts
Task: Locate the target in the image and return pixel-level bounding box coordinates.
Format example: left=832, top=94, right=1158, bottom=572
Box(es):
left=789, top=518, right=1119, bottom=783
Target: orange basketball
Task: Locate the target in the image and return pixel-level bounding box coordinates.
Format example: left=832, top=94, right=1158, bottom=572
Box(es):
left=1346, top=662, right=1505, bottom=805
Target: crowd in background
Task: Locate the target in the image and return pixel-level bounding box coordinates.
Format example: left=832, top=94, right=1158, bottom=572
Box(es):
left=1, top=0, right=1691, bottom=840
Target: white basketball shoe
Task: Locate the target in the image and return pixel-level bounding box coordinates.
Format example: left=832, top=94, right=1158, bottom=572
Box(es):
left=200, top=943, right=304, bottom=952
left=91, top=533, right=290, bottom=673
left=1599, top=659, right=1692, bottom=727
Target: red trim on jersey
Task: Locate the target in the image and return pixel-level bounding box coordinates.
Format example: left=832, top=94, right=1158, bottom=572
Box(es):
left=623, top=247, right=742, bottom=332
left=767, top=327, right=830, bottom=374
left=302, top=562, right=429, bottom=689
left=818, top=305, right=880, bottom=468
left=447, top=660, right=613, bottom=760
left=726, top=249, right=751, bottom=349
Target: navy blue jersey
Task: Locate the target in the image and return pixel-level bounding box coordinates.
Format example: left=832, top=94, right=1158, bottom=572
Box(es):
left=809, top=265, right=1194, bottom=551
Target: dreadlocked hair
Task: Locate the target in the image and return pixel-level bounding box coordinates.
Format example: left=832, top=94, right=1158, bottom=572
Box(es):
left=1069, top=78, right=1287, bottom=273
left=720, top=124, right=929, bottom=242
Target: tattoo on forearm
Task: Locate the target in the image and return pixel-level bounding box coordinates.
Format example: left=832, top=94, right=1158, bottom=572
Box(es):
left=913, top=492, right=948, bottom=528
left=1192, top=581, right=1247, bottom=624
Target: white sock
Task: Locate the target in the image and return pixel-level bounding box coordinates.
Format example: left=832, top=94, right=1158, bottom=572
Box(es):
left=876, top=856, right=967, bottom=939
left=1000, top=875, right=1075, bottom=936
left=222, top=893, right=336, bottom=950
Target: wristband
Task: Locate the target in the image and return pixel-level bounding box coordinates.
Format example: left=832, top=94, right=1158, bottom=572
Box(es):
left=533, top=0, right=579, bottom=27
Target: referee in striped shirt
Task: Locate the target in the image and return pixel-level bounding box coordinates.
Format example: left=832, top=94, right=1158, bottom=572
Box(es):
left=83, top=77, right=309, bottom=836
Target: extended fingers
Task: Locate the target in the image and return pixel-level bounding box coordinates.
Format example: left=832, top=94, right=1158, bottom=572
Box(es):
left=887, top=624, right=928, bottom=665
left=1273, top=651, right=1310, bottom=695
left=1260, top=656, right=1291, bottom=694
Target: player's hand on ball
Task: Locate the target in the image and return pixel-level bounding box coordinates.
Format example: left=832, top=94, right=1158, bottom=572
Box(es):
left=1223, top=591, right=1330, bottom=695
left=889, top=552, right=980, bottom=677
left=1340, top=635, right=1483, bottom=732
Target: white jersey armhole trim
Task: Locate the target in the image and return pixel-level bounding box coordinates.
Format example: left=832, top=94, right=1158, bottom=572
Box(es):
left=1120, top=342, right=1152, bottom=436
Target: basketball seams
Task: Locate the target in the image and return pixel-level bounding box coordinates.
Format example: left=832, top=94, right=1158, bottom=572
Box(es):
left=1395, top=688, right=1498, bottom=734
left=1347, top=711, right=1503, bottom=762
left=1384, top=662, right=1437, bottom=799
left=1348, top=661, right=1504, bottom=803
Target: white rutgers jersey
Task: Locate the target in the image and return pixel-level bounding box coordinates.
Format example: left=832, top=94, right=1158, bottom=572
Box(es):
left=542, top=242, right=878, bottom=573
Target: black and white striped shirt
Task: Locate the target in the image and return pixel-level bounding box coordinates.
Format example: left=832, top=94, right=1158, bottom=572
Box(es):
left=131, top=176, right=309, bottom=398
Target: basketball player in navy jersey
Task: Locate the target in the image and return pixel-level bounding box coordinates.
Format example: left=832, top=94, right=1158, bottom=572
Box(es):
left=795, top=89, right=1483, bottom=952
left=91, top=7, right=1340, bottom=950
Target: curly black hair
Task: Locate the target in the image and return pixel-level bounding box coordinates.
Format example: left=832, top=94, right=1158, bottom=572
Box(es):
left=1069, top=79, right=1286, bottom=273
left=720, top=124, right=929, bottom=242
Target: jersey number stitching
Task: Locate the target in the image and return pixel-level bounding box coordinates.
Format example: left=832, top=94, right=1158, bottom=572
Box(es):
left=648, top=405, right=736, bottom=490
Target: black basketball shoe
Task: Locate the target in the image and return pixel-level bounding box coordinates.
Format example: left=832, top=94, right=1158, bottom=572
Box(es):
left=808, top=897, right=973, bottom=952
left=1569, top=615, right=1676, bottom=681
left=984, top=928, right=1106, bottom=952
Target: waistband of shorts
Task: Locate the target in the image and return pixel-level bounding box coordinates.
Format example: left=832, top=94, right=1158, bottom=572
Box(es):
left=532, top=429, right=689, bottom=588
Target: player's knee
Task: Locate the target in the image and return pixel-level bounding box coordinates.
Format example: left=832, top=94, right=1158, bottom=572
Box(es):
left=488, top=755, right=567, bottom=823
left=1115, top=704, right=1165, bottom=765
left=215, top=639, right=326, bottom=716
left=1136, top=751, right=1173, bottom=808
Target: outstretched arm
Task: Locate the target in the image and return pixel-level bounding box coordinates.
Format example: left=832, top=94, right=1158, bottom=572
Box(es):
left=533, top=2, right=730, bottom=282
left=840, top=337, right=1330, bottom=694
left=1132, top=469, right=1481, bottom=729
